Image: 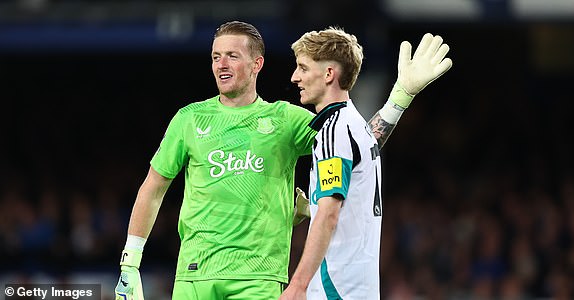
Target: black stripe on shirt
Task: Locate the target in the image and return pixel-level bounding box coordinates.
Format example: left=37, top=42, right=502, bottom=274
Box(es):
left=309, top=102, right=346, bottom=160
left=347, top=125, right=361, bottom=169
left=308, top=102, right=347, bottom=131
left=321, top=111, right=340, bottom=159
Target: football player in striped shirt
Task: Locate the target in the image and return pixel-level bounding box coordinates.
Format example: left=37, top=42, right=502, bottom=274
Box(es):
left=280, top=27, right=452, bottom=300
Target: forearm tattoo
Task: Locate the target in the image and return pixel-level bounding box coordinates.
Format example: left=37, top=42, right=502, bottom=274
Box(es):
left=368, top=113, right=396, bottom=150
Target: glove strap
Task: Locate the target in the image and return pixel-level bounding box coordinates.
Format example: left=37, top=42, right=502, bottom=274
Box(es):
left=389, top=82, right=415, bottom=109
left=120, top=249, right=142, bottom=269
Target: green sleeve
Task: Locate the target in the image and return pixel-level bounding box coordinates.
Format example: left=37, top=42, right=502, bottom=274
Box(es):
left=287, top=104, right=316, bottom=156
left=150, top=110, right=189, bottom=179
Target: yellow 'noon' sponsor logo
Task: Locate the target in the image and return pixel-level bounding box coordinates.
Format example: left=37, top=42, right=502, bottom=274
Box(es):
left=318, top=157, right=342, bottom=191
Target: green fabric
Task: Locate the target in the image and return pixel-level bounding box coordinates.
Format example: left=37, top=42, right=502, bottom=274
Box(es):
left=151, top=96, right=315, bottom=283
left=172, top=279, right=283, bottom=300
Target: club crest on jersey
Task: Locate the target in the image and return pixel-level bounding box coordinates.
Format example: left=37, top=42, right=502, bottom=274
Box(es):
left=196, top=126, right=211, bottom=138
left=317, top=157, right=343, bottom=191
left=256, top=117, right=275, bottom=134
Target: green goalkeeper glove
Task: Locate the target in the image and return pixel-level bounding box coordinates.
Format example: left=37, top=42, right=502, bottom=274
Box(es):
left=115, top=249, right=144, bottom=300
left=293, top=187, right=310, bottom=226
left=390, top=33, right=453, bottom=109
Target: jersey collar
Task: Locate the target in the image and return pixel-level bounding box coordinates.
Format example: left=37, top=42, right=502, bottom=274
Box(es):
left=308, top=101, right=347, bottom=131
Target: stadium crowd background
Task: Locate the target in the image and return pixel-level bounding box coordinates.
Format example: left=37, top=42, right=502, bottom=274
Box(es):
left=1, top=0, right=574, bottom=299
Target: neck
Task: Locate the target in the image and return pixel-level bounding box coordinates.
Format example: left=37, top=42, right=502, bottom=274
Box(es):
left=315, top=90, right=349, bottom=113
left=219, top=91, right=258, bottom=107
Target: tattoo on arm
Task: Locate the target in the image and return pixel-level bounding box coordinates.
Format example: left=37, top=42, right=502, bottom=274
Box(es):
left=368, top=113, right=396, bottom=150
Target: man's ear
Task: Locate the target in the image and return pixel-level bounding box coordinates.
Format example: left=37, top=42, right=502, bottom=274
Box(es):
left=253, top=55, right=264, bottom=74
left=325, top=66, right=336, bottom=85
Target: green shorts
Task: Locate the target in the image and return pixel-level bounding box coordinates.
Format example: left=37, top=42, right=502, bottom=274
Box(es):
left=172, top=279, right=284, bottom=300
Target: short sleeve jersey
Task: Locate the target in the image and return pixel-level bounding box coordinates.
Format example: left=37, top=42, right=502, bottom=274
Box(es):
left=307, top=100, right=383, bottom=299
left=151, top=96, right=316, bottom=283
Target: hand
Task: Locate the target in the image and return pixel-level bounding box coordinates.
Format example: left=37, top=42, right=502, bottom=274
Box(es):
left=391, top=33, right=453, bottom=108
left=293, top=187, right=310, bottom=226
left=278, top=284, right=307, bottom=300
left=115, top=266, right=144, bottom=300
left=115, top=249, right=144, bottom=300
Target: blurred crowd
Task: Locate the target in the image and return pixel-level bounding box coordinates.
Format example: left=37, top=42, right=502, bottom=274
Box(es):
left=378, top=159, right=574, bottom=300
left=1, top=26, right=574, bottom=299
left=2, top=90, right=573, bottom=300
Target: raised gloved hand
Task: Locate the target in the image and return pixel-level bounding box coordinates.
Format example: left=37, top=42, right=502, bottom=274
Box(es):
left=293, top=187, right=310, bottom=226
left=390, top=33, right=453, bottom=109
left=115, top=249, right=144, bottom=300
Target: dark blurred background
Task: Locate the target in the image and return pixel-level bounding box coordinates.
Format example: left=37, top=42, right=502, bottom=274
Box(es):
left=1, top=0, right=574, bottom=299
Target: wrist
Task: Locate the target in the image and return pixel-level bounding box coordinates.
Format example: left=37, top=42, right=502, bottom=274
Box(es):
left=378, top=99, right=405, bottom=125
left=120, top=235, right=146, bottom=268
left=288, top=277, right=309, bottom=291
left=120, top=248, right=143, bottom=268
left=389, top=81, right=415, bottom=109
left=125, top=234, right=147, bottom=252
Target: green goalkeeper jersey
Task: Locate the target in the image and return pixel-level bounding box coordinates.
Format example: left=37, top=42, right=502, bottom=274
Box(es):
left=151, top=96, right=316, bottom=283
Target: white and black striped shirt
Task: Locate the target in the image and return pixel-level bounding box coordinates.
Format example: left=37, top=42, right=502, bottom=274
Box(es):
left=306, top=99, right=383, bottom=300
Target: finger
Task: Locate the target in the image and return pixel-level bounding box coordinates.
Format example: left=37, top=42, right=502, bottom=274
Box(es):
left=424, top=35, right=444, bottom=59
left=431, top=43, right=450, bottom=65
left=433, top=58, right=453, bottom=77
left=398, top=41, right=412, bottom=71
left=296, top=187, right=306, bottom=197
left=412, top=33, right=433, bottom=59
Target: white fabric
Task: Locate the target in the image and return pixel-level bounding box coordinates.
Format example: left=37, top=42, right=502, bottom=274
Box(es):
left=308, top=100, right=383, bottom=300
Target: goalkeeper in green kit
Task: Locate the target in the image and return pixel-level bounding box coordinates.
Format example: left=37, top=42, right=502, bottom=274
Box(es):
left=115, top=20, right=452, bottom=299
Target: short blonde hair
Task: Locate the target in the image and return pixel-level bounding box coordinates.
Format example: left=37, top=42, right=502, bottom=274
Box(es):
left=291, top=27, right=363, bottom=90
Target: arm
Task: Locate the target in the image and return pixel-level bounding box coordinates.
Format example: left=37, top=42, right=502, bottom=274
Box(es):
left=127, top=166, right=173, bottom=238
left=280, top=196, right=342, bottom=300
left=369, top=33, right=453, bottom=150
left=115, top=166, right=173, bottom=300
left=368, top=105, right=400, bottom=150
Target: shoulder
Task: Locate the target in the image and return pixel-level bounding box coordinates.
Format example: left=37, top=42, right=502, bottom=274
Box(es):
left=281, top=100, right=315, bottom=119
left=329, top=108, right=366, bottom=137
left=259, top=99, right=289, bottom=110
left=318, top=107, right=364, bottom=136
left=177, top=96, right=218, bottom=115
left=342, top=104, right=367, bottom=128
left=260, top=99, right=315, bottom=118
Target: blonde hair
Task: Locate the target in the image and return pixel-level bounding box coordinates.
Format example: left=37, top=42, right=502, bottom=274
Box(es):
left=291, top=27, right=363, bottom=90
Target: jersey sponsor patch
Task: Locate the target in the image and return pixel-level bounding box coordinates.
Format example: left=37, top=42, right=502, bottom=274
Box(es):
left=207, top=149, right=265, bottom=177
left=317, top=157, right=343, bottom=191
